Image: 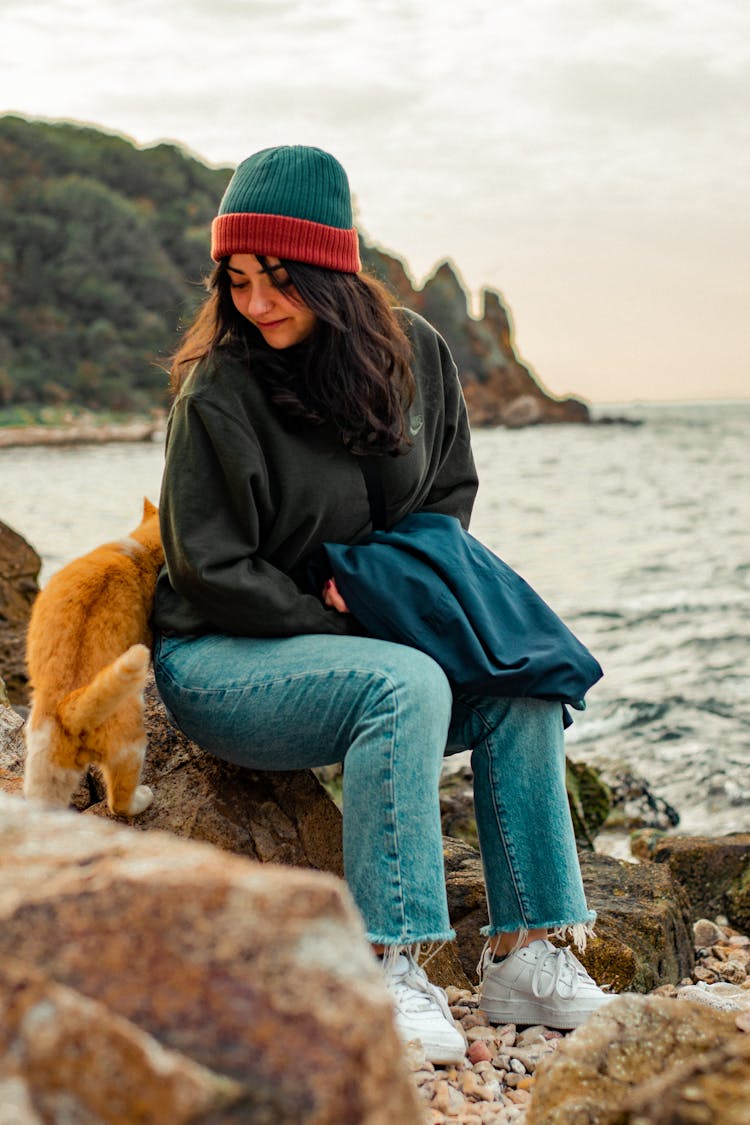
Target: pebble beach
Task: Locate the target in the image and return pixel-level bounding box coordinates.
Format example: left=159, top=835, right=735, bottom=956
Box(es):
left=406, top=918, right=750, bottom=1123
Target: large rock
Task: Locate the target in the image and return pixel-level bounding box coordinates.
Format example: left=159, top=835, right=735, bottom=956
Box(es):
left=632, top=831, right=750, bottom=934
left=0, top=954, right=243, bottom=1124
left=0, top=678, right=345, bottom=876
left=576, top=850, right=694, bottom=992
left=0, top=792, right=421, bottom=1123
left=526, top=993, right=750, bottom=1124
left=0, top=520, right=40, bottom=705
left=443, top=838, right=694, bottom=992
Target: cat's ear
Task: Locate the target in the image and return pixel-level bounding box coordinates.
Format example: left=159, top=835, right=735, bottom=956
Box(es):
left=142, top=498, right=158, bottom=518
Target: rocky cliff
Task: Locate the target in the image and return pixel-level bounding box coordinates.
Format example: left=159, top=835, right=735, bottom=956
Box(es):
left=361, top=243, right=591, bottom=427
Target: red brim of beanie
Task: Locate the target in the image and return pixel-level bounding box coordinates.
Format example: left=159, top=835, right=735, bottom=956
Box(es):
left=211, top=212, right=361, bottom=272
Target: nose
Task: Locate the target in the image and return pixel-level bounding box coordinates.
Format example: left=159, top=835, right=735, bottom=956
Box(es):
left=247, top=285, right=274, bottom=319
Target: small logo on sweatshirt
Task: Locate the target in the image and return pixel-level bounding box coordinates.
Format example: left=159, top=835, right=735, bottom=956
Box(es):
left=409, top=413, right=424, bottom=436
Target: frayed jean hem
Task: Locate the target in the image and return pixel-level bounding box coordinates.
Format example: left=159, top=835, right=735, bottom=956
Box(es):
left=480, top=914, right=597, bottom=953
left=365, top=928, right=456, bottom=947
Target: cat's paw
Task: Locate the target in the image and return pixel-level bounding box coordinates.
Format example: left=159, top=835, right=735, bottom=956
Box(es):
left=125, top=785, right=154, bottom=816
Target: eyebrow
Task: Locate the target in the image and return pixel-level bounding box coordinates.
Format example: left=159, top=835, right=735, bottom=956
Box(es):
left=226, top=261, right=286, bottom=277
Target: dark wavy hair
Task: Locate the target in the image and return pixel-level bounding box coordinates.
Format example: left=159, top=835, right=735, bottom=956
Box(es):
left=170, top=257, right=415, bottom=455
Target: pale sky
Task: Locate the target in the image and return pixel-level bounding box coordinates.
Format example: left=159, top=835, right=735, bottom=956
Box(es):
left=2, top=0, right=748, bottom=403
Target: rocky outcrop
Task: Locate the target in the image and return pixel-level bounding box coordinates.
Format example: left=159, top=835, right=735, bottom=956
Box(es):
left=0, top=520, right=39, bottom=705
left=1, top=675, right=345, bottom=876
left=526, top=993, right=750, bottom=1124
left=632, top=831, right=750, bottom=934
left=576, top=850, right=694, bottom=992
left=0, top=791, right=420, bottom=1124
left=361, top=243, right=591, bottom=427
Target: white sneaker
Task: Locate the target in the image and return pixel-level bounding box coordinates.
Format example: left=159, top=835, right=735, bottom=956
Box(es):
left=382, top=951, right=467, bottom=1064
left=478, top=939, right=615, bottom=1029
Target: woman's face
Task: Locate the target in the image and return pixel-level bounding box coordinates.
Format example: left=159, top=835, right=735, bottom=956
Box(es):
left=227, top=253, right=317, bottom=349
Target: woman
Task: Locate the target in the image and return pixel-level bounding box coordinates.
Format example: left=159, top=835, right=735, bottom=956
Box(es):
left=152, top=144, right=612, bottom=1064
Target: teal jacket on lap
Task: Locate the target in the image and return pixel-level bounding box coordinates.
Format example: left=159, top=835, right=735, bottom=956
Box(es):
left=313, top=513, right=603, bottom=720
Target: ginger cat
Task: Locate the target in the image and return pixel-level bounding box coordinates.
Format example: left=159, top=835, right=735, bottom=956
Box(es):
left=23, top=498, right=164, bottom=816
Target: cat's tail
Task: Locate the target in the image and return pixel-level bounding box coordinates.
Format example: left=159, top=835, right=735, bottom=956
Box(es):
left=57, top=644, right=150, bottom=733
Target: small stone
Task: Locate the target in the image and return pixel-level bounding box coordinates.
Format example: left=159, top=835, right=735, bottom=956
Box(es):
left=507, top=1046, right=540, bottom=1070
left=484, top=1080, right=504, bottom=1101
left=465, top=1026, right=500, bottom=1043
left=472, top=1061, right=496, bottom=1078
left=517, top=1076, right=534, bottom=1091
left=460, top=1071, right=494, bottom=1101
left=505, top=1087, right=531, bottom=1105
left=515, top=1024, right=548, bottom=1044
left=693, top=965, right=720, bottom=984
left=494, top=1110, right=522, bottom=1125
left=462, top=1012, right=493, bottom=1031
left=467, top=1041, right=493, bottom=1064
left=694, top=918, right=724, bottom=948
left=450, top=1005, right=471, bottom=1019
left=721, top=960, right=748, bottom=984
left=430, top=1079, right=466, bottom=1114
left=446, top=986, right=473, bottom=1004
left=509, top=1058, right=526, bottom=1075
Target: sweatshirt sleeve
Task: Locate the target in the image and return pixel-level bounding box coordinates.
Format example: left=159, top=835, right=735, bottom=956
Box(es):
left=159, top=392, right=357, bottom=637
left=417, top=331, right=479, bottom=529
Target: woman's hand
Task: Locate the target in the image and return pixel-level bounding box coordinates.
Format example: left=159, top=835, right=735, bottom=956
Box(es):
left=323, top=577, right=350, bottom=614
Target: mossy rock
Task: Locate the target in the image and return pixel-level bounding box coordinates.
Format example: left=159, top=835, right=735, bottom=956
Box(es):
left=633, top=832, right=750, bottom=934
left=566, top=758, right=612, bottom=850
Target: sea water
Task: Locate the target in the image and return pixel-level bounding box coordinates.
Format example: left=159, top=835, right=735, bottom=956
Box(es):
left=2, top=401, right=748, bottom=836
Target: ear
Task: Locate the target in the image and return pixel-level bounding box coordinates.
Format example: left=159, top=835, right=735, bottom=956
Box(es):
left=143, top=498, right=158, bottom=518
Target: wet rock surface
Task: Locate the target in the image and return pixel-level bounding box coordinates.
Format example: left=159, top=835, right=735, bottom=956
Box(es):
left=0, top=520, right=40, bottom=705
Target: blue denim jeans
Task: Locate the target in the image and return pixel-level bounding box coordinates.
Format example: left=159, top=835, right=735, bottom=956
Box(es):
left=154, top=632, right=594, bottom=946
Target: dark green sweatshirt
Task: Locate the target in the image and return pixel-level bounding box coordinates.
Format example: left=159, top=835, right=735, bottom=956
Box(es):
left=153, top=309, right=478, bottom=638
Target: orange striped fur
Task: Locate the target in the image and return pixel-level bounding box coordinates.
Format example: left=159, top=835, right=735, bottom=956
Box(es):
left=24, top=498, right=164, bottom=816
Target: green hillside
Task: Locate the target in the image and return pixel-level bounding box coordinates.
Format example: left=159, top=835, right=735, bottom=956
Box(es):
left=0, top=115, right=231, bottom=416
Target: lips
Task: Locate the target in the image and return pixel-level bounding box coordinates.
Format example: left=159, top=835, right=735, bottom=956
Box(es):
left=256, top=319, right=287, bottom=330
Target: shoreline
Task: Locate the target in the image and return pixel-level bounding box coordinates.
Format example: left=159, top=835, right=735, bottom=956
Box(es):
left=0, top=413, right=639, bottom=450
left=0, top=419, right=165, bottom=449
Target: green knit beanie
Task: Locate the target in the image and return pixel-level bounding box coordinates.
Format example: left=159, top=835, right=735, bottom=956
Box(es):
left=211, top=145, right=361, bottom=272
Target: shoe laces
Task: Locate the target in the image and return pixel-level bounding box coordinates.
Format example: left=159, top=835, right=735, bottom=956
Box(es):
left=385, top=949, right=454, bottom=1021
left=530, top=945, right=582, bottom=1001
left=477, top=939, right=595, bottom=1001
